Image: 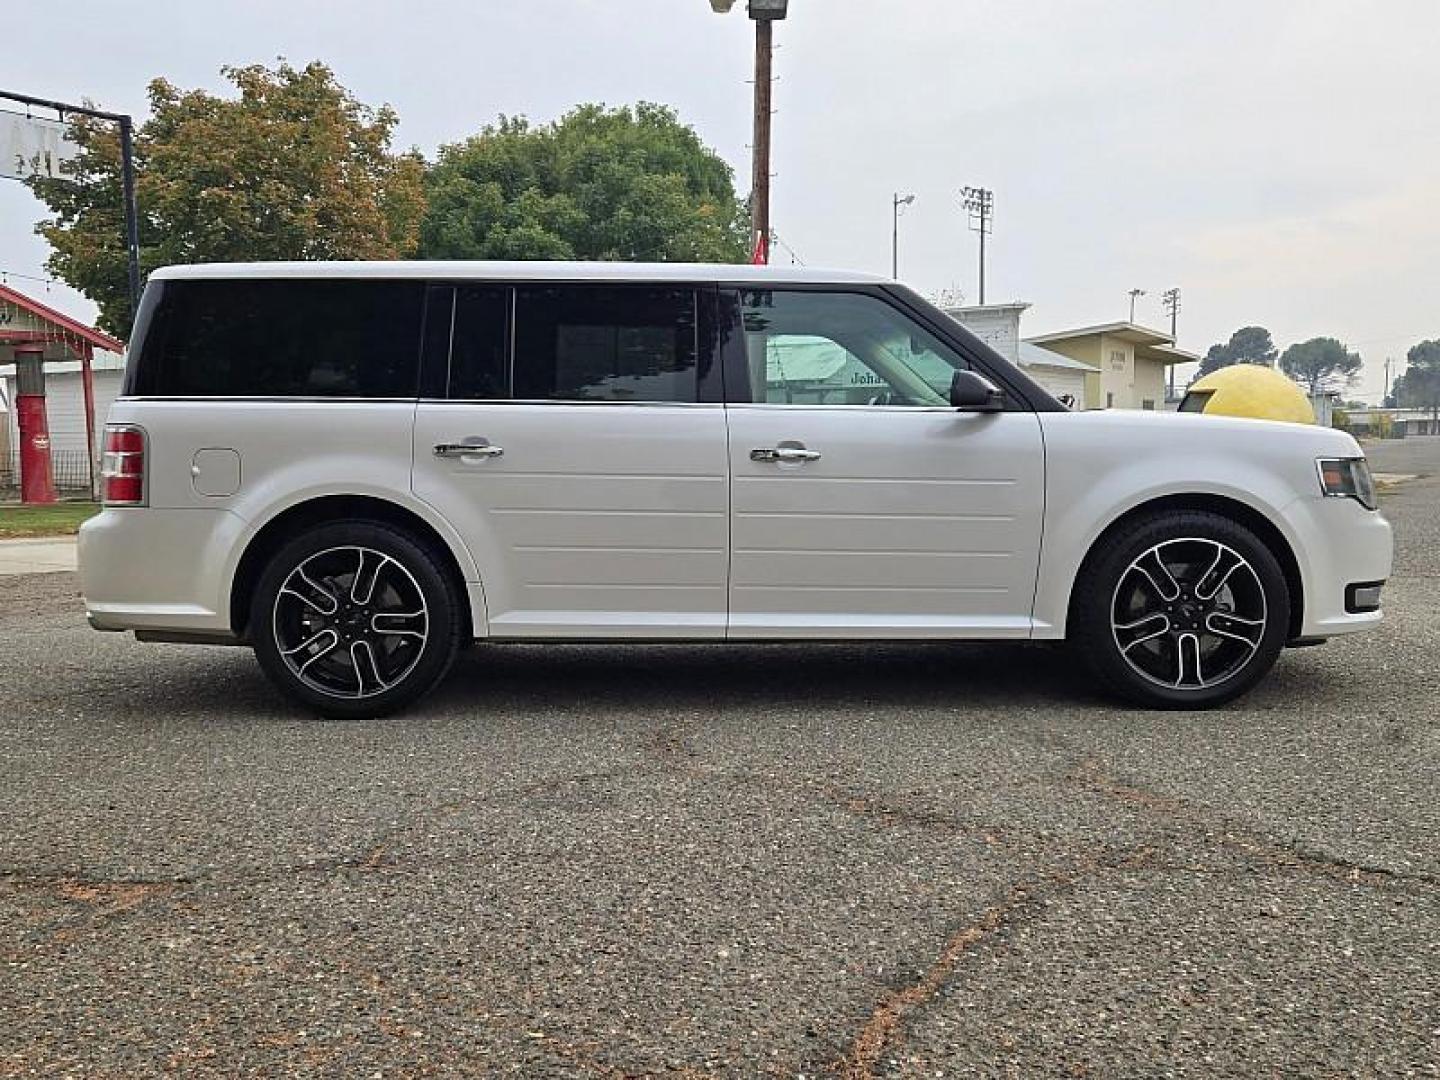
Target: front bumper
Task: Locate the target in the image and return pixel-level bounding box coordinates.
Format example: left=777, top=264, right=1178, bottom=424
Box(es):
left=1282, top=495, right=1392, bottom=638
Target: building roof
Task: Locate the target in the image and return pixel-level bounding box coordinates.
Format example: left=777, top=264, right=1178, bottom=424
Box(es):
left=1018, top=341, right=1096, bottom=372
left=1025, top=320, right=1176, bottom=348
left=1144, top=343, right=1202, bottom=364
left=1024, top=320, right=1199, bottom=367
left=151, top=261, right=891, bottom=286
left=0, top=282, right=125, bottom=353
left=942, top=301, right=1032, bottom=316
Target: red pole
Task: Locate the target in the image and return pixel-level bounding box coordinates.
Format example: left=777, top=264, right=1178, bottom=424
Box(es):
left=81, top=343, right=98, bottom=500
left=14, top=345, right=56, bottom=505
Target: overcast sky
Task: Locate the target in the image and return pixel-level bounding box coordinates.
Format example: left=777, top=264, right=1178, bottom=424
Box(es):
left=5, top=0, right=1437, bottom=399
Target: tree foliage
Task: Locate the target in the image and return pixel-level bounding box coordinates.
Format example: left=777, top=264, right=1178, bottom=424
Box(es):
left=1279, top=337, right=1363, bottom=396
left=1196, top=326, right=1278, bottom=377
left=1390, top=339, right=1440, bottom=418
left=27, top=61, right=425, bottom=337
left=419, top=103, right=749, bottom=264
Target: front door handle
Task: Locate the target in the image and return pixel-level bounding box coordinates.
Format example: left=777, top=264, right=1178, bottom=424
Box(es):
left=434, top=442, right=504, bottom=459
left=751, top=447, right=821, bottom=463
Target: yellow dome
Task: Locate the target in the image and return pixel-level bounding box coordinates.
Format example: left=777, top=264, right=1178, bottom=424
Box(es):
left=1180, top=365, right=1316, bottom=424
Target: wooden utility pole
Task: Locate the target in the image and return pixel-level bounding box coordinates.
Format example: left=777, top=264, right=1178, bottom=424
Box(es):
left=751, top=18, right=774, bottom=262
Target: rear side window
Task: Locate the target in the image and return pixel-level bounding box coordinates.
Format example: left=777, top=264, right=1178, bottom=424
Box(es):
left=131, top=279, right=424, bottom=398
left=513, top=286, right=699, bottom=403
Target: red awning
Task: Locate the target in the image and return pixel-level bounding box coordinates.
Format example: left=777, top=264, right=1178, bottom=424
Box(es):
left=0, top=282, right=125, bottom=353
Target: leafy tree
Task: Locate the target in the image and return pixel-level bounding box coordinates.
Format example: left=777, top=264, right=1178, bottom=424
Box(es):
left=1196, top=343, right=1232, bottom=378
left=420, top=103, right=749, bottom=264
left=28, top=61, right=425, bottom=337
left=1393, top=339, right=1440, bottom=425
left=1196, top=326, right=1278, bottom=377
left=1279, top=337, right=1363, bottom=397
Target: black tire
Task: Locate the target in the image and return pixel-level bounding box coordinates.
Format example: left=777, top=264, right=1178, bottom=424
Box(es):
left=1070, top=510, right=1291, bottom=709
left=250, top=521, right=464, bottom=718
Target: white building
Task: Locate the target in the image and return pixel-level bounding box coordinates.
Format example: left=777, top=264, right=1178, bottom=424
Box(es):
left=944, top=303, right=1094, bottom=408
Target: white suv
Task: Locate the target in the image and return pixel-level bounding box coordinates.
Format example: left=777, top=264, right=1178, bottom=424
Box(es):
left=80, top=262, right=1392, bottom=717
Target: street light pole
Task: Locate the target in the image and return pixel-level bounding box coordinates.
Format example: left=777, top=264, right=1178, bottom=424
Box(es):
left=1128, top=288, right=1147, bottom=323
left=892, top=192, right=914, bottom=279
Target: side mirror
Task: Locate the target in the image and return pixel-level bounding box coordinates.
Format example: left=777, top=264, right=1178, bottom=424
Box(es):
left=950, top=369, right=1006, bottom=412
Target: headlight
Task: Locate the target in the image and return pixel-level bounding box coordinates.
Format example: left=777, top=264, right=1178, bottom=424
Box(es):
left=1317, top=457, right=1377, bottom=510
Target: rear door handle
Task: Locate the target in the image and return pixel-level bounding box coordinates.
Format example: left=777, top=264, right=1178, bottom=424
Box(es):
left=434, top=442, right=504, bottom=459
left=751, top=447, right=821, bottom=463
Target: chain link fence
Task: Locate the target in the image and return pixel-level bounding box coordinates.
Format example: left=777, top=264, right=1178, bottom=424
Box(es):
left=0, top=449, right=95, bottom=495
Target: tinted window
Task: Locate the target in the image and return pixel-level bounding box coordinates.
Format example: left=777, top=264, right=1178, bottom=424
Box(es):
left=736, top=289, right=968, bottom=407
left=448, top=285, right=510, bottom=400
left=513, top=286, right=698, bottom=402
left=133, top=279, right=424, bottom=398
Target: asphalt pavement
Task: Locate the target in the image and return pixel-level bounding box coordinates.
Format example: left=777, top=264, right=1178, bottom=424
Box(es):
left=1, top=442, right=1437, bottom=1077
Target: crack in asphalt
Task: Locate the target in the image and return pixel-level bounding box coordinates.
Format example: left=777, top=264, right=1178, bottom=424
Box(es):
left=1068, top=758, right=1440, bottom=891
left=831, top=845, right=1161, bottom=1080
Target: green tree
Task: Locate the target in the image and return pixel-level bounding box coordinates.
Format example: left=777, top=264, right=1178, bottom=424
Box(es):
left=1196, top=325, right=1277, bottom=377
left=1279, top=337, right=1363, bottom=397
left=28, top=61, right=425, bottom=337
left=1393, top=339, right=1440, bottom=426
left=420, top=103, right=749, bottom=264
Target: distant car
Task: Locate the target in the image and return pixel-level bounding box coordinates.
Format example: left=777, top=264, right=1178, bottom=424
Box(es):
left=80, top=262, right=1392, bottom=716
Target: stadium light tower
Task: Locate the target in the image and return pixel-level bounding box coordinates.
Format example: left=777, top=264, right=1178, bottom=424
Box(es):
left=960, top=186, right=993, bottom=304
left=709, top=0, right=791, bottom=263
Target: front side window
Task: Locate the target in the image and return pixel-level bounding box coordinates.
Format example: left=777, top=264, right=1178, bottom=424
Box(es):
left=735, top=289, right=968, bottom=407
left=132, top=279, right=424, bottom=398
left=513, top=286, right=699, bottom=403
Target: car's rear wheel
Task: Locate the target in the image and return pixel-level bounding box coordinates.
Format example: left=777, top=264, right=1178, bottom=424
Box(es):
left=1071, top=510, right=1291, bottom=708
left=251, top=521, right=463, bottom=718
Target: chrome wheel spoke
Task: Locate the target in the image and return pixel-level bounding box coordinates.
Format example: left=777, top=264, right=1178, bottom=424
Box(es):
left=1205, top=611, right=1265, bottom=648
left=350, top=548, right=388, bottom=605
left=1174, top=632, right=1205, bottom=688
left=1195, top=545, right=1247, bottom=601
left=1131, top=548, right=1182, bottom=603
left=281, top=568, right=339, bottom=616
left=1115, top=612, right=1171, bottom=653
left=292, top=629, right=341, bottom=676
left=349, top=640, right=387, bottom=696
left=371, top=609, right=426, bottom=641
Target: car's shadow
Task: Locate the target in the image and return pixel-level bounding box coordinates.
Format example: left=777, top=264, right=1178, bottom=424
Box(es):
left=93, top=635, right=1351, bottom=725
left=435, top=639, right=1089, bottom=716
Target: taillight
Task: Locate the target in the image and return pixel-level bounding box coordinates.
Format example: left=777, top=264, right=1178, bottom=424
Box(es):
left=101, top=425, right=147, bottom=506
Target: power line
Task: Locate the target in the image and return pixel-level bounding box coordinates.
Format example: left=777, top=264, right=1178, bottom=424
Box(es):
left=0, top=268, right=58, bottom=288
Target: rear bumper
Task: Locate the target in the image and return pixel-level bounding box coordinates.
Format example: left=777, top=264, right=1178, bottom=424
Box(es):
left=1283, top=496, right=1392, bottom=638
left=79, top=507, right=246, bottom=634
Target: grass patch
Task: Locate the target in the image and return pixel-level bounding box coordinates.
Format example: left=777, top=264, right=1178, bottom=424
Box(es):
left=0, top=501, right=100, bottom=539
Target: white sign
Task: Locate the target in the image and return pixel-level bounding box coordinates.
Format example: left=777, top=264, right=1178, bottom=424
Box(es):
left=0, top=110, right=78, bottom=181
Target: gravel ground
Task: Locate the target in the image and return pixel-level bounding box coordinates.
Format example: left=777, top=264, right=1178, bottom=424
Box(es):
left=1, top=462, right=1437, bottom=1077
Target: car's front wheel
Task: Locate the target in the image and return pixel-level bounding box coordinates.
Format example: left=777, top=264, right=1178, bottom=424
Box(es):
left=1071, top=510, right=1291, bottom=709
left=251, top=521, right=464, bottom=718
